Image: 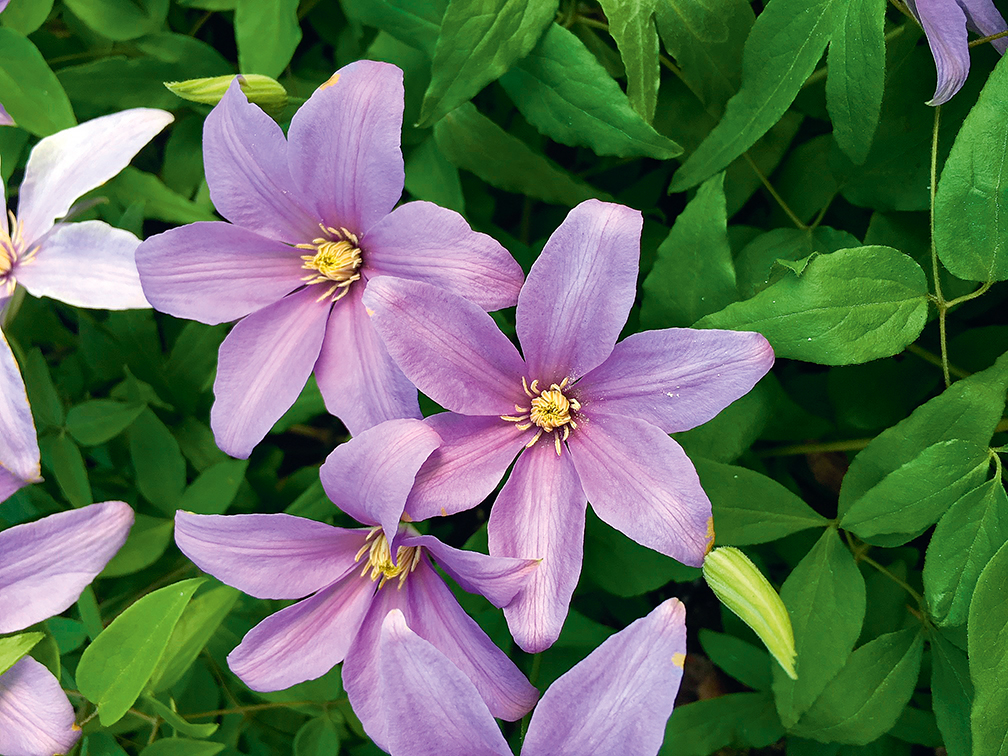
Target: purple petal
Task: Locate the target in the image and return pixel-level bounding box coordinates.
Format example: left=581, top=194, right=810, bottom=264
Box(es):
left=0, top=501, right=133, bottom=634
left=961, top=0, right=1008, bottom=53
left=0, top=657, right=80, bottom=756
left=136, top=222, right=305, bottom=325
left=211, top=287, right=330, bottom=459
left=203, top=79, right=319, bottom=244
left=320, top=418, right=441, bottom=541
left=378, top=611, right=512, bottom=756
left=0, top=102, right=13, bottom=128
left=568, top=414, right=713, bottom=567
left=575, top=328, right=774, bottom=433
left=405, top=413, right=529, bottom=521
left=523, top=598, right=687, bottom=756
left=909, top=0, right=971, bottom=105
left=0, top=468, right=27, bottom=505
left=488, top=442, right=587, bottom=653
left=0, top=329, right=39, bottom=488
left=174, top=511, right=366, bottom=600
left=401, top=560, right=539, bottom=721
left=402, top=534, right=538, bottom=608
left=287, top=61, right=404, bottom=235
left=363, top=276, right=527, bottom=415
left=362, top=201, right=523, bottom=311
left=17, top=109, right=173, bottom=241
left=516, top=200, right=641, bottom=384
left=313, top=286, right=420, bottom=435
left=229, top=571, right=376, bottom=692
left=14, top=221, right=148, bottom=310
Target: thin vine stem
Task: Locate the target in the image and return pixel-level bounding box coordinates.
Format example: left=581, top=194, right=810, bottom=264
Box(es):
left=758, top=438, right=873, bottom=458
left=187, top=700, right=339, bottom=719
left=929, top=105, right=952, bottom=388
left=969, top=28, right=1008, bottom=47
left=844, top=531, right=924, bottom=604
left=743, top=152, right=807, bottom=230
left=905, top=343, right=970, bottom=380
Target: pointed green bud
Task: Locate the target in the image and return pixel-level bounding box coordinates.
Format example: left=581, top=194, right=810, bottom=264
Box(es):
left=703, top=546, right=797, bottom=680
left=164, top=75, right=288, bottom=115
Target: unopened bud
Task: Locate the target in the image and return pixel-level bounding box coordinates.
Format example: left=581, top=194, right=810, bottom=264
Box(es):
left=164, top=75, right=288, bottom=115
left=703, top=546, right=797, bottom=680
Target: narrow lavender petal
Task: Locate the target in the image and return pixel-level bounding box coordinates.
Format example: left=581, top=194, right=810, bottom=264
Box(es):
left=0, top=467, right=27, bottom=505
left=14, top=221, right=148, bottom=310
left=402, top=560, right=539, bottom=721
left=0, top=501, right=133, bottom=634
left=568, top=414, right=713, bottom=567
left=516, top=200, right=641, bottom=384
left=174, top=511, right=366, bottom=600
left=0, top=657, right=80, bottom=756
left=961, top=0, right=1008, bottom=52
left=0, top=102, right=13, bottom=128
left=405, top=413, right=530, bottom=521
left=313, top=286, right=420, bottom=436
left=911, top=0, right=971, bottom=105
left=362, top=201, right=523, bottom=311
left=0, top=329, right=39, bottom=487
left=523, top=598, right=687, bottom=756
left=203, top=79, right=319, bottom=244
left=402, top=534, right=537, bottom=608
left=489, top=442, right=587, bottom=653
left=17, top=109, right=173, bottom=241
left=287, top=61, right=404, bottom=235
left=211, top=287, right=330, bottom=459
left=378, top=611, right=512, bottom=756
left=576, top=328, right=774, bottom=433
left=320, top=418, right=440, bottom=541
left=363, top=276, right=527, bottom=415
left=228, top=572, right=376, bottom=692
left=136, top=222, right=305, bottom=325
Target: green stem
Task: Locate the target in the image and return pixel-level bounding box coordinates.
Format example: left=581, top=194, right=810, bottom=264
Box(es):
left=845, top=532, right=924, bottom=604
left=887, top=0, right=916, bottom=21
left=743, top=152, right=807, bottom=230
left=905, top=343, right=970, bottom=380
left=929, top=105, right=952, bottom=388
left=969, top=28, right=1008, bottom=47
left=187, top=700, right=339, bottom=719
left=945, top=280, right=994, bottom=308
left=758, top=438, right=874, bottom=457
left=519, top=653, right=543, bottom=742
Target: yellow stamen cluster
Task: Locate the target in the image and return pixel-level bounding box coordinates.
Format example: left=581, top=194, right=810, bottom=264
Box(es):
left=501, top=376, right=580, bottom=456
left=355, top=527, right=422, bottom=590
left=0, top=211, right=28, bottom=298
left=298, top=224, right=362, bottom=303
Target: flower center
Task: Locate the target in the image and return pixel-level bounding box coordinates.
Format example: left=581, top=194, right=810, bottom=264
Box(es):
left=0, top=211, right=27, bottom=298
left=501, top=377, right=580, bottom=456
left=355, top=527, right=422, bottom=589
left=297, top=224, right=362, bottom=303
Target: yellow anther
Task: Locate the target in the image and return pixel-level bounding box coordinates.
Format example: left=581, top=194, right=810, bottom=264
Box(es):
left=504, top=376, right=581, bottom=456
left=298, top=225, right=362, bottom=303
left=355, top=527, right=422, bottom=590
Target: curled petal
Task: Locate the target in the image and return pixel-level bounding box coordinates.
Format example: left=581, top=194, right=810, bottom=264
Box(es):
left=961, top=0, right=1008, bottom=53
left=174, top=511, right=366, bottom=600
left=909, top=0, right=971, bottom=105
left=0, top=329, right=39, bottom=490
left=0, top=657, right=80, bottom=756
left=0, top=501, right=133, bottom=634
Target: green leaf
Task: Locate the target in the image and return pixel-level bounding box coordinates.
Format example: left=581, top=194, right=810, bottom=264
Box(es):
left=57, top=57, right=183, bottom=116
left=67, top=400, right=146, bottom=446
left=676, top=375, right=775, bottom=462
left=419, top=0, right=557, bottom=127
left=405, top=136, right=466, bottom=214
left=77, top=578, right=204, bottom=726
left=21, top=349, right=63, bottom=430
left=694, top=458, right=829, bottom=545
left=0, top=632, right=43, bottom=677
left=433, top=102, right=604, bottom=206
left=668, top=0, right=832, bottom=192
left=128, top=409, right=186, bottom=514
left=142, top=696, right=219, bottom=738
left=968, top=539, right=1008, bottom=756
left=179, top=461, right=248, bottom=516
left=234, top=0, right=302, bottom=77
left=597, top=0, right=660, bottom=122
left=100, top=514, right=174, bottom=578
left=294, top=714, right=342, bottom=756
left=106, top=168, right=217, bottom=224
left=734, top=226, right=860, bottom=298
left=825, top=0, right=885, bottom=164
left=934, top=54, right=1008, bottom=282
left=699, top=629, right=773, bottom=691
left=40, top=432, right=92, bottom=508
left=498, top=24, right=681, bottom=159
left=792, top=628, right=924, bottom=744
left=839, top=439, right=991, bottom=546
left=0, top=0, right=53, bottom=35
left=662, top=692, right=784, bottom=755
left=641, top=172, right=735, bottom=327
left=773, top=528, right=866, bottom=728
left=930, top=631, right=973, bottom=756
left=138, top=739, right=224, bottom=756
left=341, top=0, right=446, bottom=55
left=63, top=0, right=169, bottom=40
left=697, top=246, right=929, bottom=366
left=924, top=477, right=1008, bottom=627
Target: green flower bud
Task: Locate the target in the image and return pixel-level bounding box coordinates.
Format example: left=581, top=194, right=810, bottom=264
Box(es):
left=703, top=546, right=797, bottom=680
left=164, top=75, right=288, bottom=115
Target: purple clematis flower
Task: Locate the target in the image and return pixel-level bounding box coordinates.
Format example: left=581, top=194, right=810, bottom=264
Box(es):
left=360, top=199, right=774, bottom=652
left=378, top=597, right=687, bottom=756
left=173, top=418, right=539, bottom=750
left=0, top=328, right=38, bottom=502
left=0, top=500, right=134, bottom=756
left=0, top=102, right=13, bottom=128
left=905, top=0, right=1008, bottom=105
left=135, top=62, right=523, bottom=460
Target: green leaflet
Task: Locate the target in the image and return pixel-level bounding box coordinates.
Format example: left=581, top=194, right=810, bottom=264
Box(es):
left=930, top=631, right=973, bottom=756
left=0, top=632, right=43, bottom=677
left=341, top=0, right=446, bottom=56
left=100, top=514, right=174, bottom=578
left=63, top=0, right=168, bottom=41
left=0, top=0, right=54, bottom=35
left=498, top=24, right=682, bottom=159
left=128, top=408, right=186, bottom=515
left=234, top=0, right=301, bottom=77
left=668, top=0, right=832, bottom=192
left=968, top=540, right=1008, bottom=756
left=0, top=29, right=75, bottom=136
left=179, top=460, right=248, bottom=516
left=39, top=432, right=92, bottom=508
left=294, top=714, right=343, bottom=756
left=662, top=692, right=784, bottom=755
left=419, top=0, right=557, bottom=127
left=934, top=54, right=1008, bottom=282
left=67, top=400, right=146, bottom=446
left=699, top=629, right=773, bottom=691
left=826, top=0, right=885, bottom=164
left=405, top=136, right=466, bottom=213
left=596, top=0, right=660, bottom=122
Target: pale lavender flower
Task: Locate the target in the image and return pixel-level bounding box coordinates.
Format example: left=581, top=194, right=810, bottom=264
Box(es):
left=360, top=199, right=775, bottom=652
left=0, top=501, right=134, bottom=756
left=174, top=418, right=539, bottom=750
left=906, top=0, right=1008, bottom=104
left=378, top=597, right=687, bottom=756
left=0, top=102, right=13, bottom=128
left=0, top=329, right=38, bottom=502
left=135, top=62, right=523, bottom=460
